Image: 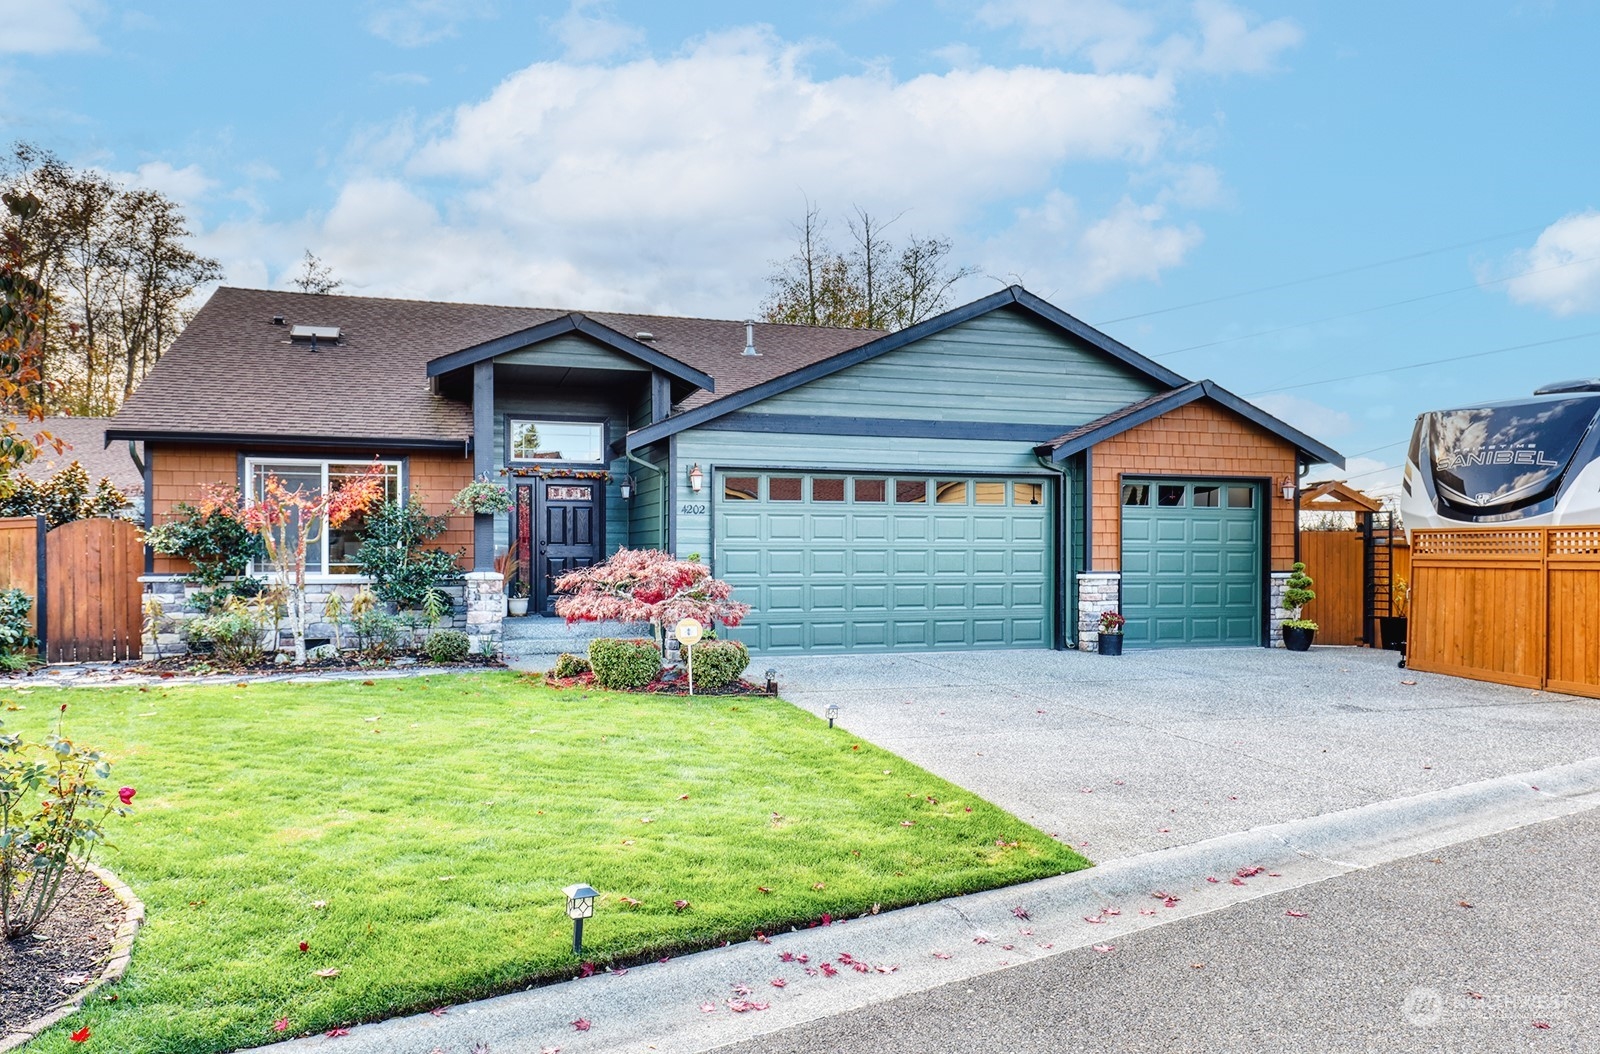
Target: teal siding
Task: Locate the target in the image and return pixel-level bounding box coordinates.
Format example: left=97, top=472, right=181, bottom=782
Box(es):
left=627, top=444, right=668, bottom=550
left=496, top=333, right=648, bottom=372
left=744, top=306, right=1161, bottom=423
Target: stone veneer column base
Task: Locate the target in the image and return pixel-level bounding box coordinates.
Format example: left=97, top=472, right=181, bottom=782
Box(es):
left=1268, top=571, right=1291, bottom=647
left=1076, top=572, right=1122, bottom=651
left=462, top=571, right=506, bottom=657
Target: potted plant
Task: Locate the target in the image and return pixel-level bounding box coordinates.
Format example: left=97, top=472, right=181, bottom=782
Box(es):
left=507, top=578, right=530, bottom=617
left=1378, top=576, right=1409, bottom=651
left=493, top=551, right=522, bottom=616
left=452, top=476, right=512, bottom=516
left=1280, top=561, right=1317, bottom=652
left=1096, top=610, right=1125, bottom=655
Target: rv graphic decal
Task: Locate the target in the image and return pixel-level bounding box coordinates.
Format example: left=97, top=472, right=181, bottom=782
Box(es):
left=1435, top=449, right=1560, bottom=470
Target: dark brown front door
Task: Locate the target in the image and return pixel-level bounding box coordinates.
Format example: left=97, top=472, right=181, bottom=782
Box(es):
left=528, top=481, right=601, bottom=614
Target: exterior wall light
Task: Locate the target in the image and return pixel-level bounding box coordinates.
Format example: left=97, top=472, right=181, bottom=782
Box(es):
left=563, top=882, right=598, bottom=954
left=825, top=703, right=839, bottom=728
left=688, top=463, right=704, bottom=492
left=620, top=476, right=633, bottom=500
left=1280, top=477, right=1296, bottom=502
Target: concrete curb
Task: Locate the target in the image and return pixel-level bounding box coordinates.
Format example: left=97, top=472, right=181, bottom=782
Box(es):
left=243, top=754, right=1600, bottom=1054
left=0, top=864, right=145, bottom=1053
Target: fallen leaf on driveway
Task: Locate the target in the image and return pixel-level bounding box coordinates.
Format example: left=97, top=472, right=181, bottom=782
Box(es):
left=1083, top=916, right=1106, bottom=924
left=771, top=978, right=788, bottom=988
left=1458, top=901, right=1474, bottom=909
left=700, top=1002, right=717, bottom=1013
left=1206, top=877, right=1219, bottom=883
left=571, top=1018, right=591, bottom=1031
left=933, top=951, right=952, bottom=959
left=1190, top=963, right=1205, bottom=969
left=1400, top=679, right=1417, bottom=686
left=1533, top=1021, right=1552, bottom=1030
left=1285, top=910, right=1307, bottom=918
left=1238, top=866, right=1264, bottom=878
left=325, top=1028, right=349, bottom=1038
left=1092, top=944, right=1115, bottom=953
left=272, top=1018, right=289, bottom=1033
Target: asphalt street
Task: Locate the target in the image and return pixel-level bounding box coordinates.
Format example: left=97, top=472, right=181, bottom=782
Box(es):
left=713, top=809, right=1600, bottom=1054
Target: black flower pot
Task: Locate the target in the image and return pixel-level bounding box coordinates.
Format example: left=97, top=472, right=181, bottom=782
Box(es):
left=1097, top=633, right=1124, bottom=656
left=1378, top=616, right=1408, bottom=652
left=1281, top=625, right=1315, bottom=652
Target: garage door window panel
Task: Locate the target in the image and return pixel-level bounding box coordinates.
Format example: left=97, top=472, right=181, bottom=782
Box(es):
left=770, top=477, right=803, bottom=501
left=724, top=476, right=759, bottom=501
left=813, top=478, right=846, bottom=502
left=896, top=480, right=927, bottom=503
left=854, top=479, right=886, bottom=503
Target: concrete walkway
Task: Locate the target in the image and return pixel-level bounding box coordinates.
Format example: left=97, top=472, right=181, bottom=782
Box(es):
left=771, top=647, right=1600, bottom=859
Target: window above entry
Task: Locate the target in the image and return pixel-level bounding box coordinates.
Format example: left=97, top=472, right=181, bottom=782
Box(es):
left=509, top=419, right=605, bottom=463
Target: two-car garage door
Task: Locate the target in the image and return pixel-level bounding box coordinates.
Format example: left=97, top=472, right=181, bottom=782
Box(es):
left=717, top=472, right=1051, bottom=653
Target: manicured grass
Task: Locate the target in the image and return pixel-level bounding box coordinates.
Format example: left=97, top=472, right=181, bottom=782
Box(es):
left=7, top=673, right=1086, bottom=1053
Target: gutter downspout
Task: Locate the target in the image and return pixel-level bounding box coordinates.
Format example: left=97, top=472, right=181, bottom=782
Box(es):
left=625, top=449, right=668, bottom=548
left=1036, top=453, right=1073, bottom=650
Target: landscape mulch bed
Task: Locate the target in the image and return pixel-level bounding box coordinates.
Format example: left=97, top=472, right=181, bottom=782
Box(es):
left=0, top=879, right=124, bottom=1037
left=126, top=654, right=506, bottom=677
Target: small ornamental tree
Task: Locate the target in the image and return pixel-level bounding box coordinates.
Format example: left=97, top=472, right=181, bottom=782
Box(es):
left=203, top=464, right=387, bottom=664
left=143, top=487, right=264, bottom=588
left=1281, top=560, right=1317, bottom=628
left=553, top=548, right=751, bottom=652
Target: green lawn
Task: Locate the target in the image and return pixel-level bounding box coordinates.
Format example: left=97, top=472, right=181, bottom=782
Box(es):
left=7, top=673, right=1086, bottom=1053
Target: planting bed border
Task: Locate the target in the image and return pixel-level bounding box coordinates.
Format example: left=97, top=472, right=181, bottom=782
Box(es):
left=1, top=865, right=145, bottom=1053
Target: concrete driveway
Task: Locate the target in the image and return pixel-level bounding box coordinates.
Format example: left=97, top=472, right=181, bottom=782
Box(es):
left=770, top=646, right=1600, bottom=860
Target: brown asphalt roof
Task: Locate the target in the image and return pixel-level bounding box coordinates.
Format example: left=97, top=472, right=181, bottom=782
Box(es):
left=5, top=417, right=144, bottom=495
left=109, top=287, right=881, bottom=445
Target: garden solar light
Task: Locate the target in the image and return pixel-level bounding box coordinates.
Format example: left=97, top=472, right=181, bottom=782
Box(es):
left=563, top=883, right=598, bottom=954
left=765, top=668, right=778, bottom=695
left=825, top=703, right=838, bottom=728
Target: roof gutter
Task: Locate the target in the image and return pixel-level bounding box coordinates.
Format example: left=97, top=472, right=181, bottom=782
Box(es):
left=104, top=429, right=472, bottom=452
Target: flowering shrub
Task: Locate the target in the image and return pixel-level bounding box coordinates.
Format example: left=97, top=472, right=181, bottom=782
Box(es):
left=1, top=706, right=134, bottom=938
left=554, top=548, right=750, bottom=651
left=451, top=477, right=511, bottom=515
left=1097, top=610, right=1126, bottom=635
left=689, top=639, right=750, bottom=691
left=588, top=637, right=661, bottom=690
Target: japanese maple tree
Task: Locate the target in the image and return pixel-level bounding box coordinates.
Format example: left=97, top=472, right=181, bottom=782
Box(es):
left=202, top=464, right=386, bottom=664
left=553, top=548, right=750, bottom=650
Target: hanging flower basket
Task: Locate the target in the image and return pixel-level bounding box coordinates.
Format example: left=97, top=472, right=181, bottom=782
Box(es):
left=452, top=478, right=511, bottom=515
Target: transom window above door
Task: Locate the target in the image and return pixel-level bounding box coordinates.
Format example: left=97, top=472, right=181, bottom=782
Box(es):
left=509, top=419, right=605, bottom=463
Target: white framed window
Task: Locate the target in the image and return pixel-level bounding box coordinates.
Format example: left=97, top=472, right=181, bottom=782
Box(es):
left=244, top=458, right=403, bottom=576
left=508, top=419, right=605, bottom=463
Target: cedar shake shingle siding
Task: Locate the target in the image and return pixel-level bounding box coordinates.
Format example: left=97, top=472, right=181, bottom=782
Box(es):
left=1090, top=400, right=1299, bottom=571
left=147, top=444, right=474, bottom=576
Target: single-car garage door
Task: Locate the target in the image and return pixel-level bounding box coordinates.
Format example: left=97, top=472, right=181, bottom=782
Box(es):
left=1120, top=478, right=1262, bottom=647
left=717, top=472, right=1052, bottom=653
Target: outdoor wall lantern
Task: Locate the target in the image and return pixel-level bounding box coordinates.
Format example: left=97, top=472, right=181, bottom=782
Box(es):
left=688, top=463, right=704, bottom=492
left=1279, top=477, right=1296, bottom=502
left=563, top=882, right=599, bottom=954
left=619, top=476, right=633, bottom=500
left=765, top=668, right=778, bottom=695
left=825, top=703, right=839, bottom=728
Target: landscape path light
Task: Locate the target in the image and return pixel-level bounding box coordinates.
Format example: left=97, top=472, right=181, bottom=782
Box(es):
left=563, top=882, right=598, bottom=954
left=825, top=703, right=838, bottom=728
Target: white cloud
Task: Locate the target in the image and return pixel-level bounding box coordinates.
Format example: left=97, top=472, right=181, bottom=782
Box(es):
left=1252, top=392, right=1353, bottom=442
left=115, top=161, right=218, bottom=208
left=1500, top=210, right=1600, bottom=316
left=0, top=0, right=99, bottom=54
left=551, top=0, right=645, bottom=62
left=365, top=0, right=495, bottom=48
left=977, top=0, right=1301, bottom=76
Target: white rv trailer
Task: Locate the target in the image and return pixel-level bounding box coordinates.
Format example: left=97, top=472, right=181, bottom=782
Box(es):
left=1399, top=379, right=1600, bottom=538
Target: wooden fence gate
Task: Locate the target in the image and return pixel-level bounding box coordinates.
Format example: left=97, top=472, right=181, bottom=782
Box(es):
left=1299, top=514, right=1409, bottom=647
left=0, top=515, right=143, bottom=663
left=1408, top=526, right=1600, bottom=699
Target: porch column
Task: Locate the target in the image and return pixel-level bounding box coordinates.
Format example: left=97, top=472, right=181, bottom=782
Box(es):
left=472, top=360, right=495, bottom=570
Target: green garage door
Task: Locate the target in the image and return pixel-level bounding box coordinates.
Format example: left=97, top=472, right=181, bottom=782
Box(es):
left=1121, top=479, right=1262, bottom=647
left=717, top=472, right=1051, bottom=653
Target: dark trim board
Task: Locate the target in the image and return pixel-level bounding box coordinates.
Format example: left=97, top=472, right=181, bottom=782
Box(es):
left=689, top=412, right=1079, bottom=443
left=107, top=429, right=471, bottom=452
left=626, top=285, right=1189, bottom=449
left=426, top=312, right=715, bottom=392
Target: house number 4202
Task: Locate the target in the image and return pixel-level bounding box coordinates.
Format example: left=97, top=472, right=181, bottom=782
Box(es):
left=680, top=503, right=708, bottom=515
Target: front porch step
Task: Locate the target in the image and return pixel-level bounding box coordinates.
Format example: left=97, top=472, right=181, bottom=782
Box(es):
left=501, top=615, right=652, bottom=650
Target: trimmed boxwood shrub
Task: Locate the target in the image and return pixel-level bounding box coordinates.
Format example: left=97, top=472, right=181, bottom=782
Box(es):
left=689, top=638, right=750, bottom=691
left=588, top=637, right=661, bottom=690
left=552, top=652, right=591, bottom=679
left=425, top=629, right=472, bottom=664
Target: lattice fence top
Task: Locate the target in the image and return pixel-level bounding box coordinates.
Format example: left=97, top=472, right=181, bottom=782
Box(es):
left=1413, top=529, right=1545, bottom=557
left=1549, top=527, right=1600, bottom=557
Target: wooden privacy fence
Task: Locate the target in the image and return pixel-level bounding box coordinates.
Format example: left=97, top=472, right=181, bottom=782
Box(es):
left=1408, top=526, right=1600, bottom=699
left=0, top=515, right=144, bottom=663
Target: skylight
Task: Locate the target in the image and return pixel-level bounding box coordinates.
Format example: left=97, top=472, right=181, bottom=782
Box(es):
left=289, top=325, right=341, bottom=342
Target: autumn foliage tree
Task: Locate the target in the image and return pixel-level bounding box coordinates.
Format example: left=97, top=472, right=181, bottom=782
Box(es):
left=203, top=465, right=387, bottom=664
left=0, top=188, right=57, bottom=482
left=553, top=549, right=750, bottom=651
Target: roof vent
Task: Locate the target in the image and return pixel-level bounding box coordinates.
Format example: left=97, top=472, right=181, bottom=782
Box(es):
left=271, top=315, right=286, bottom=326
left=635, top=331, right=655, bottom=342
left=742, top=320, right=759, bottom=357
left=1534, top=378, right=1600, bottom=395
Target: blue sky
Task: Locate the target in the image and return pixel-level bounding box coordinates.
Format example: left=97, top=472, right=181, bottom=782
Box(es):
left=6, top=1, right=1600, bottom=495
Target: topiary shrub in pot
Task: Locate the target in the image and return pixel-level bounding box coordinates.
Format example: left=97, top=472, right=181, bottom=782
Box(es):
left=1280, top=561, right=1318, bottom=651
left=588, top=637, right=662, bottom=690
left=689, top=639, right=750, bottom=690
